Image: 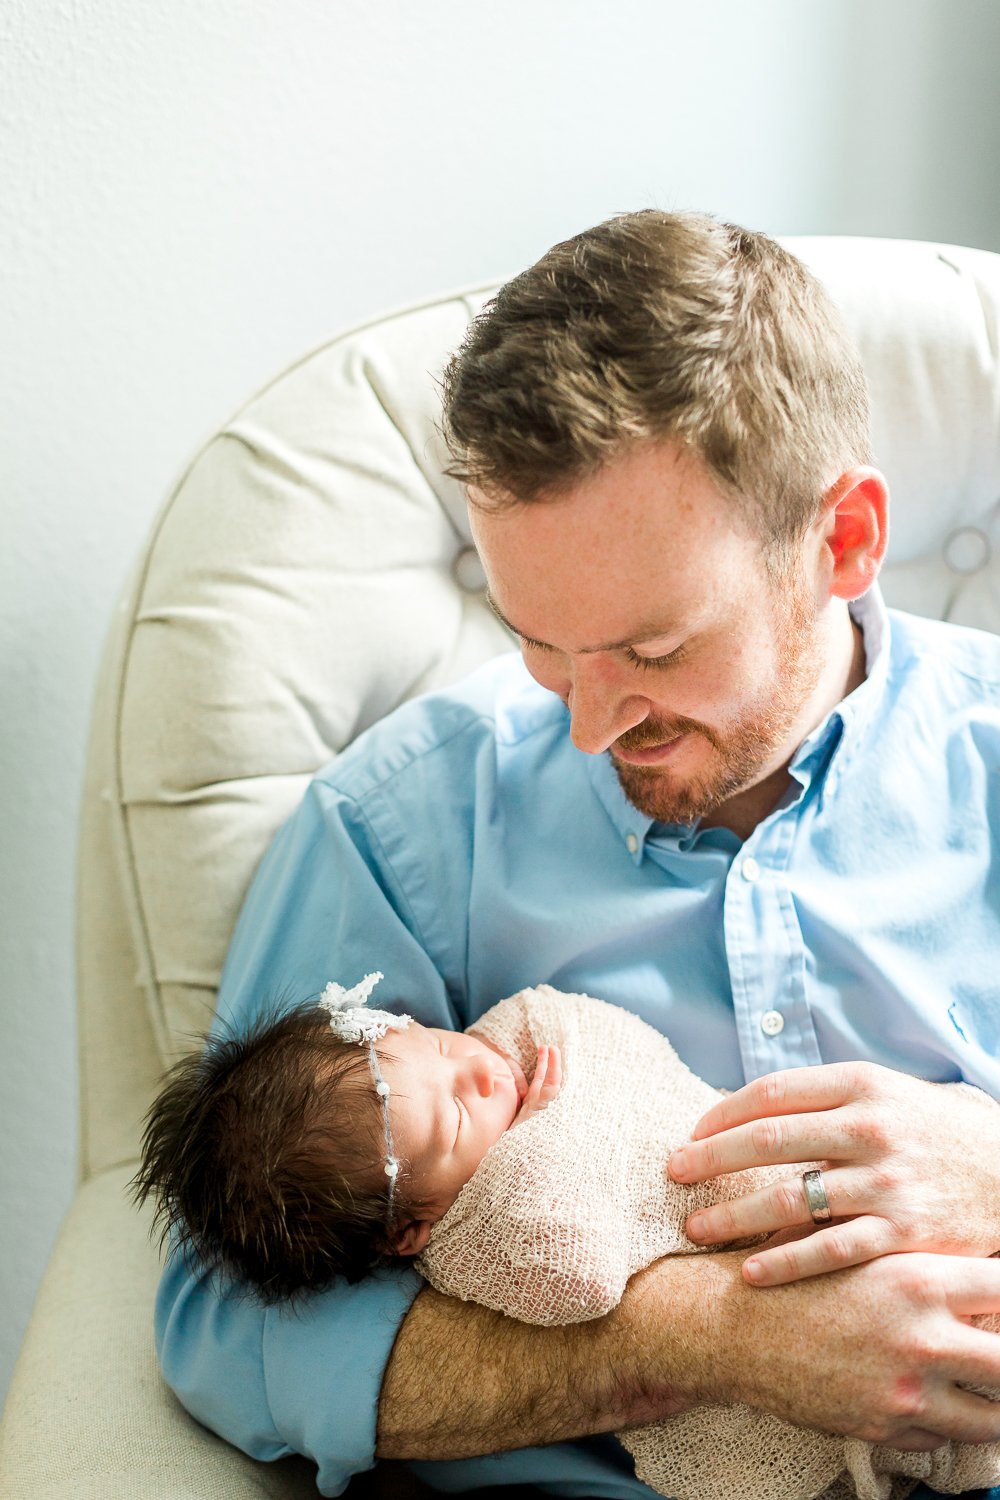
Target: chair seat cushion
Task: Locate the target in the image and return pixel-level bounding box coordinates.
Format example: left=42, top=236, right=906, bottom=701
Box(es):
left=0, top=1164, right=319, bottom=1499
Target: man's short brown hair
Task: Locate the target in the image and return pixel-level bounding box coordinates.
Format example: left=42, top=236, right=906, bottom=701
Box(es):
left=440, top=209, right=872, bottom=552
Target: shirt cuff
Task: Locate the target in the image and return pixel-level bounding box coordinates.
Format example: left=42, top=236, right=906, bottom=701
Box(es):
left=263, top=1265, right=424, bottom=1497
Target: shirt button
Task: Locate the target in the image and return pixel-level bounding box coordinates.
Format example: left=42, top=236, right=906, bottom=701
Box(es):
left=626, top=832, right=639, bottom=854
left=741, top=856, right=761, bottom=882
left=760, top=1009, right=785, bottom=1037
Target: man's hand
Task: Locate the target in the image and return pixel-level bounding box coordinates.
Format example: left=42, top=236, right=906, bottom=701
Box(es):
left=632, top=1247, right=1000, bottom=1452
left=511, top=1044, right=562, bottom=1126
left=666, top=1062, right=1000, bottom=1285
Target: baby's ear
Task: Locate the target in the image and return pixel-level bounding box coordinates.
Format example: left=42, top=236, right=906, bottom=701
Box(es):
left=392, top=1219, right=434, bottom=1257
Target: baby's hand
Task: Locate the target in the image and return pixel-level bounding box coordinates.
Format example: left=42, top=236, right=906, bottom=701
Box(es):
left=511, top=1044, right=562, bottom=1126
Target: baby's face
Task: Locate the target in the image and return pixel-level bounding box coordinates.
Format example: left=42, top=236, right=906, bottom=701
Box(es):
left=379, top=1022, right=527, bottom=1221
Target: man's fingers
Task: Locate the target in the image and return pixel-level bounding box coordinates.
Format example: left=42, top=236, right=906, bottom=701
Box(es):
left=884, top=1254, right=1000, bottom=1329
left=889, top=1428, right=956, bottom=1453
left=686, top=1172, right=841, bottom=1245
left=914, top=1380, right=1000, bottom=1447
left=739, top=1216, right=896, bottom=1285
left=945, top=1258, right=1000, bottom=1319
left=690, top=1063, right=880, bottom=1141
left=947, top=1326, right=1000, bottom=1418
left=671, top=1110, right=860, bottom=1180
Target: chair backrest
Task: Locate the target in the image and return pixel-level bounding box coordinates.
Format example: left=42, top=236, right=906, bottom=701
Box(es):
left=76, top=239, right=1000, bottom=1182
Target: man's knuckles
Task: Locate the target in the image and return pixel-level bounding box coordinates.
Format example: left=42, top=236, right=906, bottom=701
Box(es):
left=814, top=1225, right=863, bottom=1269
left=769, top=1179, right=806, bottom=1224
left=892, top=1256, right=956, bottom=1309
left=839, top=1059, right=884, bottom=1097
left=748, top=1116, right=791, bottom=1159
left=754, top=1072, right=791, bottom=1112
left=846, top=1106, right=894, bottom=1156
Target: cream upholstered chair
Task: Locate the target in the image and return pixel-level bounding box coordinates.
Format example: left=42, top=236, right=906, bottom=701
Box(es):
left=2, top=237, right=1000, bottom=1499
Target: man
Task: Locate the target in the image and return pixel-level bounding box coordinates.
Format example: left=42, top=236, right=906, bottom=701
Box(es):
left=156, top=211, right=1000, bottom=1499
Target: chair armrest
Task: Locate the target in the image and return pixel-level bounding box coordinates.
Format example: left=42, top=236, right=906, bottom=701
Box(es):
left=0, top=1163, right=318, bottom=1499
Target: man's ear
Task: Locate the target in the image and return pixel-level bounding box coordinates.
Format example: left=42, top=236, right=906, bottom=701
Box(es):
left=818, top=467, right=890, bottom=602
left=392, top=1219, right=434, bottom=1257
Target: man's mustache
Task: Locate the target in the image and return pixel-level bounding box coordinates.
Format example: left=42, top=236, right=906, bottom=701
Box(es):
left=613, top=716, right=714, bottom=754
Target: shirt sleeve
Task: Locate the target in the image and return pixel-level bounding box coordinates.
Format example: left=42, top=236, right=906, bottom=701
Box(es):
left=155, top=770, right=463, bottom=1494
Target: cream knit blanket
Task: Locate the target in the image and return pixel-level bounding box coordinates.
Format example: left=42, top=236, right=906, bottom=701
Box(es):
left=415, top=986, right=1000, bottom=1500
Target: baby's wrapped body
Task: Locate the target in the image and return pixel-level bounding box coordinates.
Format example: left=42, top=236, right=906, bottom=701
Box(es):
left=415, top=987, right=1000, bottom=1500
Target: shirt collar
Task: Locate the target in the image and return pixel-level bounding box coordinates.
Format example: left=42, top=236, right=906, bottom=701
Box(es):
left=788, top=583, right=889, bottom=786
left=582, top=736, right=653, bottom=859
left=581, top=582, right=892, bottom=863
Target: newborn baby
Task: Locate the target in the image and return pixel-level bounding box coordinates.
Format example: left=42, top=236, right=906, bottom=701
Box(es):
left=135, top=977, right=1000, bottom=1500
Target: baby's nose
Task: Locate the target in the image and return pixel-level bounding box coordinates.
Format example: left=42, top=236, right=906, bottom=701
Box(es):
left=469, top=1056, right=496, bottom=1098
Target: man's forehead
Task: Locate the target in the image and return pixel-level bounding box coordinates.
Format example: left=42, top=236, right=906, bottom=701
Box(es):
left=468, top=447, right=737, bottom=558
left=468, top=440, right=755, bottom=648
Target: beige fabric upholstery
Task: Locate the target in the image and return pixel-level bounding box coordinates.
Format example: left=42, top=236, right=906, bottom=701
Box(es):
left=0, top=1166, right=320, bottom=1499
left=3, top=240, right=1000, bottom=1498
left=80, top=282, right=511, bottom=1181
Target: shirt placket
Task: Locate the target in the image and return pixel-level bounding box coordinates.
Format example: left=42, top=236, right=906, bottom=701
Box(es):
left=724, top=804, right=823, bottom=1082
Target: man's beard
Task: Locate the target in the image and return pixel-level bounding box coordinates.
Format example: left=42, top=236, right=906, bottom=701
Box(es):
left=610, top=573, right=825, bottom=826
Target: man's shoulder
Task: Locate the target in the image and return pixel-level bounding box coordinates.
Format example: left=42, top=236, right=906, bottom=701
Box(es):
left=888, top=608, right=1000, bottom=694
left=314, top=651, right=568, bottom=803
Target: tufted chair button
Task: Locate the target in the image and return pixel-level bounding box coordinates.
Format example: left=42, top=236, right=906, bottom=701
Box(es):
left=453, top=545, right=487, bottom=593
left=943, top=526, right=991, bottom=575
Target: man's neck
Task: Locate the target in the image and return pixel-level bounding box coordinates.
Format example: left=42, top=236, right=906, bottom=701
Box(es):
left=700, top=606, right=867, bottom=843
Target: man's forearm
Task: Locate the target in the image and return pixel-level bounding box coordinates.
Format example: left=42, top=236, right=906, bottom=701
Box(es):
left=379, top=1244, right=1000, bottom=1461
left=377, top=1254, right=721, bottom=1460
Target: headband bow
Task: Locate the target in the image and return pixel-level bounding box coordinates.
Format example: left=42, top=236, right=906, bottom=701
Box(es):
left=317, top=973, right=411, bottom=1212
left=317, top=972, right=411, bottom=1043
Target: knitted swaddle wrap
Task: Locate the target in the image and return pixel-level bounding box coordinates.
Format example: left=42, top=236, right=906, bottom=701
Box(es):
left=415, top=987, right=1000, bottom=1500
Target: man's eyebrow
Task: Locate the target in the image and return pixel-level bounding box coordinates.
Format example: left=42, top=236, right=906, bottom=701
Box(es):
left=485, top=590, right=680, bottom=654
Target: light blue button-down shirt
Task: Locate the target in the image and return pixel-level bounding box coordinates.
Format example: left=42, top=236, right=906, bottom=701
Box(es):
left=156, top=586, right=1000, bottom=1498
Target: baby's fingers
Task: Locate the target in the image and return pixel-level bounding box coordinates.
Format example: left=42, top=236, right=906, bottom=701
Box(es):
left=528, top=1045, right=561, bottom=1104
left=743, top=1215, right=898, bottom=1286
left=539, top=1044, right=562, bottom=1100
left=514, top=1046, right=563, bottom=1122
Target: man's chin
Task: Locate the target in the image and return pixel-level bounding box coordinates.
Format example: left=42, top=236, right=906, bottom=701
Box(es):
left=611, top=755, right=735, bottom=826
left=612, top=762, right=694, bottom=824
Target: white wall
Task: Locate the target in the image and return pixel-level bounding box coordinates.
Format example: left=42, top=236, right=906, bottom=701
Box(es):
left=2, top=0, right=999, bottom=1409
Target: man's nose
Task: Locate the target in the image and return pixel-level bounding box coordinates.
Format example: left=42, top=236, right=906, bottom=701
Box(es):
left=568, top=660, right=648, bottom=755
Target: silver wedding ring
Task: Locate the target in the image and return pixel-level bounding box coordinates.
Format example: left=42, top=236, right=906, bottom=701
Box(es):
left=802, top=1168, right=833, bottom=1224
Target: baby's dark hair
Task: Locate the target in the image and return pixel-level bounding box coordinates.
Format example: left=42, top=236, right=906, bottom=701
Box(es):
left=131, top=999, right=416, bottom=1303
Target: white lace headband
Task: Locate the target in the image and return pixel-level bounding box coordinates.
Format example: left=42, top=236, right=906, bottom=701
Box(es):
left=317, top=973, right=412, bottom=1216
